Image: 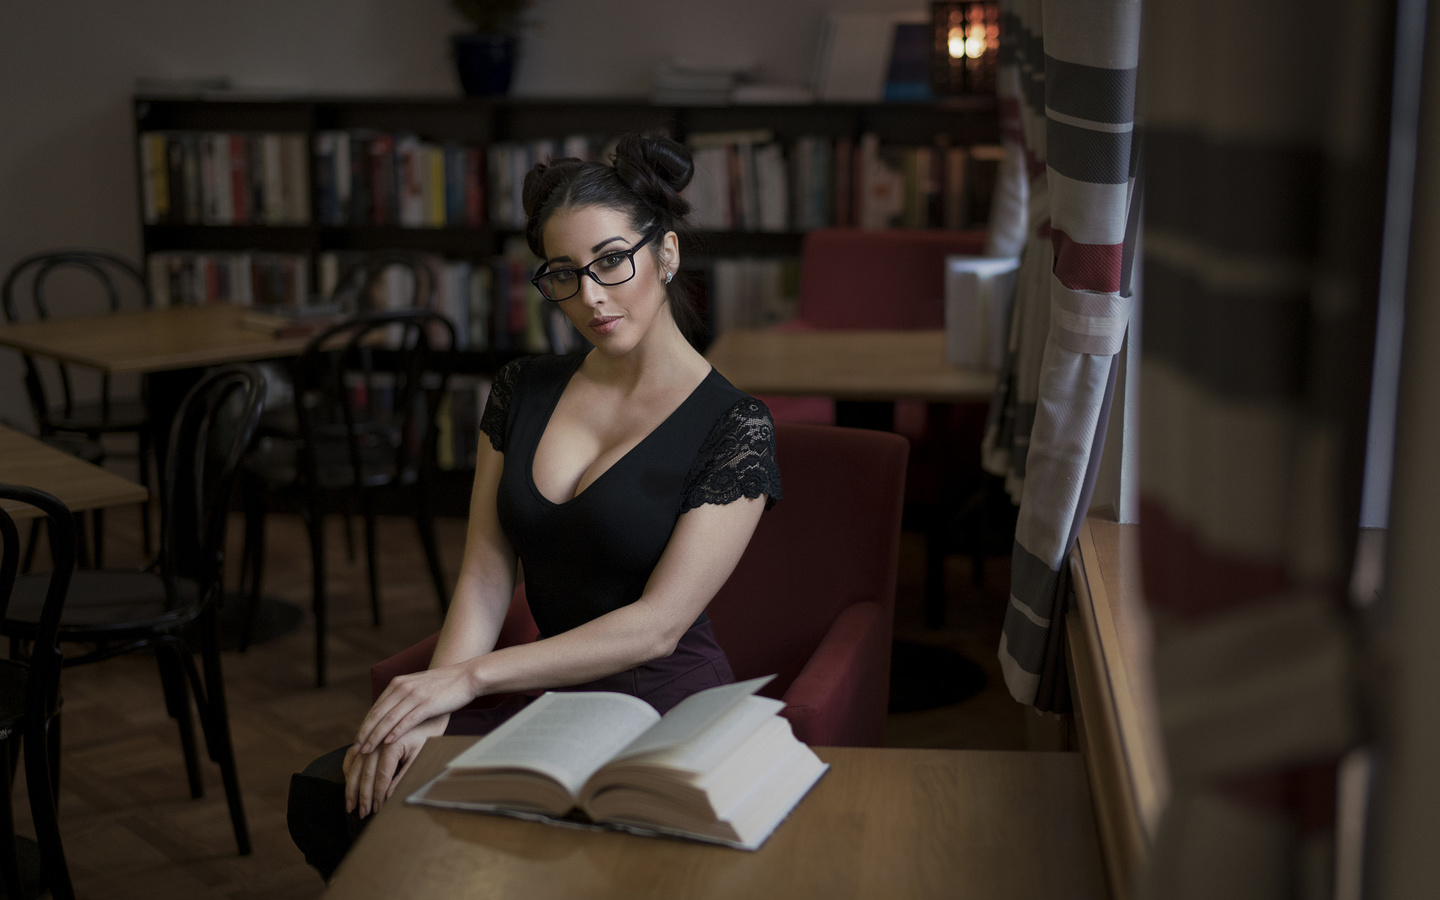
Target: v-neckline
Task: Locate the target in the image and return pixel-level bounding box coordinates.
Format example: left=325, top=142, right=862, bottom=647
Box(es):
left=527, top=355, right=717, bottom=508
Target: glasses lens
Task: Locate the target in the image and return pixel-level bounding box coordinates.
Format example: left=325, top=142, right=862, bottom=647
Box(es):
left=588, top=251, right=637, bottom=287
left=535, top=270, right=577, bottom=302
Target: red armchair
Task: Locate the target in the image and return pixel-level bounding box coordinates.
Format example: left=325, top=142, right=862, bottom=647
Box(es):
left=371, top=422, right=910, bottom=747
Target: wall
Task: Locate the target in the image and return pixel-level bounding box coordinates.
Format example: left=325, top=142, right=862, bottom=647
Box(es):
left=0, top=0, right=924, bottom=428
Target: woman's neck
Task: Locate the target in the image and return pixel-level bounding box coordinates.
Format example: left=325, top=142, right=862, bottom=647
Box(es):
left=584, top=311, right=707, bottom=394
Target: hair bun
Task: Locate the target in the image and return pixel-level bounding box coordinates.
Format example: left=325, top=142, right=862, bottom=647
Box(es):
left=612, top=134, right=694, bottom=222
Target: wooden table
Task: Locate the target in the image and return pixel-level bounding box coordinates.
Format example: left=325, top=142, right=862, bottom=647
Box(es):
left=0, top=303, right=314, bottom=375
left=0, top=425, right=148, bottom=521
left=324, top=739, right=1107, bottom=900
left=705, top=329, right=995, bottom=404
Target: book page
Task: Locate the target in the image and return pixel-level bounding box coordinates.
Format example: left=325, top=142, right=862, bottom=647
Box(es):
left=445, top=691, right=660, bottom=798
left=610, top=675, right=775, bottom=762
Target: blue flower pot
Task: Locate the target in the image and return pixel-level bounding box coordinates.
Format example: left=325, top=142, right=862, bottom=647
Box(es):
left=452, top=33, right=517, bottom=97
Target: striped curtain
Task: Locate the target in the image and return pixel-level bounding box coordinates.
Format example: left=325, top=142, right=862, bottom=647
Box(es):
left=987, top=0, right=1142, bottom=708
left=1136, top=0, right=1388, bottom=895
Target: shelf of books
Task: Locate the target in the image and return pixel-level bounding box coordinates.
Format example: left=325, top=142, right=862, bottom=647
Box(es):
left=133, top=94, right=999, bottom=480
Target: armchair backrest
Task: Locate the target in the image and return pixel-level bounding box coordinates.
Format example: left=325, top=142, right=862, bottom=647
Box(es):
left=797, top=228, right=988, bottom=329
left=161, top=365, right=266, bottom=598
left=707, top=422, right=908, bottom=696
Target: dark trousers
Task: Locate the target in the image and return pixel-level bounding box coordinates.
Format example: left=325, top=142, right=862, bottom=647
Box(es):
left=287, top=746, right=368, bottom=882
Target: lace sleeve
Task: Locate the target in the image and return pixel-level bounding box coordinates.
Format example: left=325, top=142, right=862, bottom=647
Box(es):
left=679, top=398, right=782, bottom=513
left=479, top=357, right=530, bottom=452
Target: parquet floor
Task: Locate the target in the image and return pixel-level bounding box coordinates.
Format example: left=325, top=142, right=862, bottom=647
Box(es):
left=13, top=508, right=1023, bottom=899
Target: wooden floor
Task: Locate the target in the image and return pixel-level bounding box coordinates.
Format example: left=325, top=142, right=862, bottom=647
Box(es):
left=13, top=507, right=1025, bottom=899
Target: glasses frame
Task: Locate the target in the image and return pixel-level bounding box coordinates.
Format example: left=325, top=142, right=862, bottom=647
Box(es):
left=530, top=227, right=663, bottom=303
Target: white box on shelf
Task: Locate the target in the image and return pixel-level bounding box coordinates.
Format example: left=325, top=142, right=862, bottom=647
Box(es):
left=944, top=256, right=1020, bottom=370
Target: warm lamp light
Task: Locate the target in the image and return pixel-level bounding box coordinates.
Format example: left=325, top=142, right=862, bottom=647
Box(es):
left=930, top=1, right=1001, bottom=94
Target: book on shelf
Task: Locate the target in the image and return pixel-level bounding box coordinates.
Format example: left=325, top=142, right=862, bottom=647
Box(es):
left=138, top=131, right=308, bottom=225
left=408, top=675, right=828, bottom=851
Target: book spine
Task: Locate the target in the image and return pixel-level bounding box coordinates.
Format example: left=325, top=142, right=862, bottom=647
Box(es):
left=230, top=134, right=251, bottom=224
left=464, top=146, right=485, bottom=227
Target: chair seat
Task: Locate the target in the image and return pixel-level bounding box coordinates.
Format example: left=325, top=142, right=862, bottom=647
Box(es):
left=6, top=570, right=201, bottom=640
left=45, top=398, right=150, bottom=435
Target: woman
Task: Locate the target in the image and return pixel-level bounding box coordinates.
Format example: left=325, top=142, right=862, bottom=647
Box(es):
left=288, top=133, right=781, bottom=879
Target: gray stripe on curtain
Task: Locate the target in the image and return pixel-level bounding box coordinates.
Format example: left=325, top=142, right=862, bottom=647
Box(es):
left=1146, top=130, right=1325, bottom=257
left=1045, top=56, right=1137, bottom=124
left=1049, top=120, right=1134, bottom=185
left=1000, top=593, right=1057, bottom=671
left=1145, top=259, right=1308, bottom=403
left=1012, top=540, right=1063, bottom=617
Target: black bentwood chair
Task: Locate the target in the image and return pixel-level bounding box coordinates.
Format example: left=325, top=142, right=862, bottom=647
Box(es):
left=239, top=310, right=455, bottom=687
left=2, top=249, right=158, bottom=563
left=0, top=486, right=77, bottom=900
left=2, top=365, right=267, bottom=858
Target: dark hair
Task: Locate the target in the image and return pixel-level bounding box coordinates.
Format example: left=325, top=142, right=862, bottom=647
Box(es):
left=521, top=133, right=703, bottom=341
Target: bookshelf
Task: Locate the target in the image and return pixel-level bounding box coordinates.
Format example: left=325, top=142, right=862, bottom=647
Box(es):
left=131, top=93, right=999, bottom=492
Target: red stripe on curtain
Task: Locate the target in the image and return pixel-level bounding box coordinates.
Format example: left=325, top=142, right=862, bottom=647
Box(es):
left=1051, top=228, right=1124, bottom=292
left=1137, top=499, right=1296, bottom=619
left=1026, top=150, right=1047, bottom=181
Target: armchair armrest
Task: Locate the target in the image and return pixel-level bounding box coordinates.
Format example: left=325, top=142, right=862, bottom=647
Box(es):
left=779, top=601, right=891, bottom=747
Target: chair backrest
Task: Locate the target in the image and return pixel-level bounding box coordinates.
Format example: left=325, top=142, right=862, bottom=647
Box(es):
left=796, top=228, right=988, bottom=329
left=0, top=249, right=152, bottom=426
left=160, top=365, right=266, bottom=597
left=292, top=310, right=456, bottom=489
left=0, top=484, right=78, bottom=720
left=708, top=422, right=909, bottom=695
left=326, top=250, right=438, bottom=313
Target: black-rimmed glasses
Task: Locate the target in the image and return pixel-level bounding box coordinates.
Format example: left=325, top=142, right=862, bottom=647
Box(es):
left=530, top=228, right=661, bottom=302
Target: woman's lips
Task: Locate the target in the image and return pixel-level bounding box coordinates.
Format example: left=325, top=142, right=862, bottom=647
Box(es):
left=589, top=315, right=621, bottom=336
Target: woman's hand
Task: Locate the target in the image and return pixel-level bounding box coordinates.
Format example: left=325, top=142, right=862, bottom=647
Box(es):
left=355, top=662, right=482, bottom=754
left=344, top=713, right=449, bottom=818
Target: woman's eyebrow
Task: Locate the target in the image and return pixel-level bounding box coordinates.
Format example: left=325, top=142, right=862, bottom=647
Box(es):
left=547, top=236, right=627, bottom=266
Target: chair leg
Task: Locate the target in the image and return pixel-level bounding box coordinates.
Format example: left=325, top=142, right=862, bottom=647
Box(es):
left=25, top=720, right=74, bottom=900
left=156, top=645, right=205, bottom=799
left=91, top=508, right=105, bottom=569
left=307, top=499, right=329, bottom=689
left=21, top=522, right=40, bottom=574
left=0, top=747, right=29, bottom=900
left=415, top=489, right=449, bottom=615
left=924, top=521, right=948, bottom=629
left=239, top=486, right=269, bottom=652
left=138, top=429, right=153, bottom=557
left=362, top=498, right=382, bottom=627
left=193, top=611, right=252, bottom=856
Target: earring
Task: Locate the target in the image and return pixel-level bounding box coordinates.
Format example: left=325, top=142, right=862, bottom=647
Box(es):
left=665, top=271, right=674, bottom=284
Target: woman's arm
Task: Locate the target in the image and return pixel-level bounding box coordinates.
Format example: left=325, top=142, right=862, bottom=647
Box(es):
left=355, top=492, right=766, bottom=753
left=344, top=440, right=515, bottom=816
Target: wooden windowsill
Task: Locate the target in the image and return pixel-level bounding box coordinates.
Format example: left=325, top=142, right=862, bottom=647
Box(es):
left=1066, top=518, right=1169, bottom=900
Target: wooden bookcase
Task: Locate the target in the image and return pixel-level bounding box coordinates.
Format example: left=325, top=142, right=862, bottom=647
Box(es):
left=131, top=93, right=999, bottom=500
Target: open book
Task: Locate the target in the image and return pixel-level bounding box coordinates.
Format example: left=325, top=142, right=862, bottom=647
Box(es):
left=408, top=676, right=828, bottom=850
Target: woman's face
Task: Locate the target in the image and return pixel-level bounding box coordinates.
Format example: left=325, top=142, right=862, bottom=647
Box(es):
left=539, top=205, right=677, bottom=357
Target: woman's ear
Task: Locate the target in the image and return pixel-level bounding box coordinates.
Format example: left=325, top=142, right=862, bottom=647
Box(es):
left=659, top=230, right=680, bottom=281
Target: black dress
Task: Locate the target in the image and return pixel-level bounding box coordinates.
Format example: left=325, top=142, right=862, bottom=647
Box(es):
left=287, top=351, right=781, bottom=878
left=445, top=352, right=782, bottom=728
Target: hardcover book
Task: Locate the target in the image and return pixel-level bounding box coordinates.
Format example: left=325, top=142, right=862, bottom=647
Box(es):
left=408, top=676, right=828, bottom=851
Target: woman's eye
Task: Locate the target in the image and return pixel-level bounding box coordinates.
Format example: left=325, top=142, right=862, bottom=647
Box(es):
left=550, top=269, right=577, bottom=284
left=596, top=254, right=628, bottom=270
